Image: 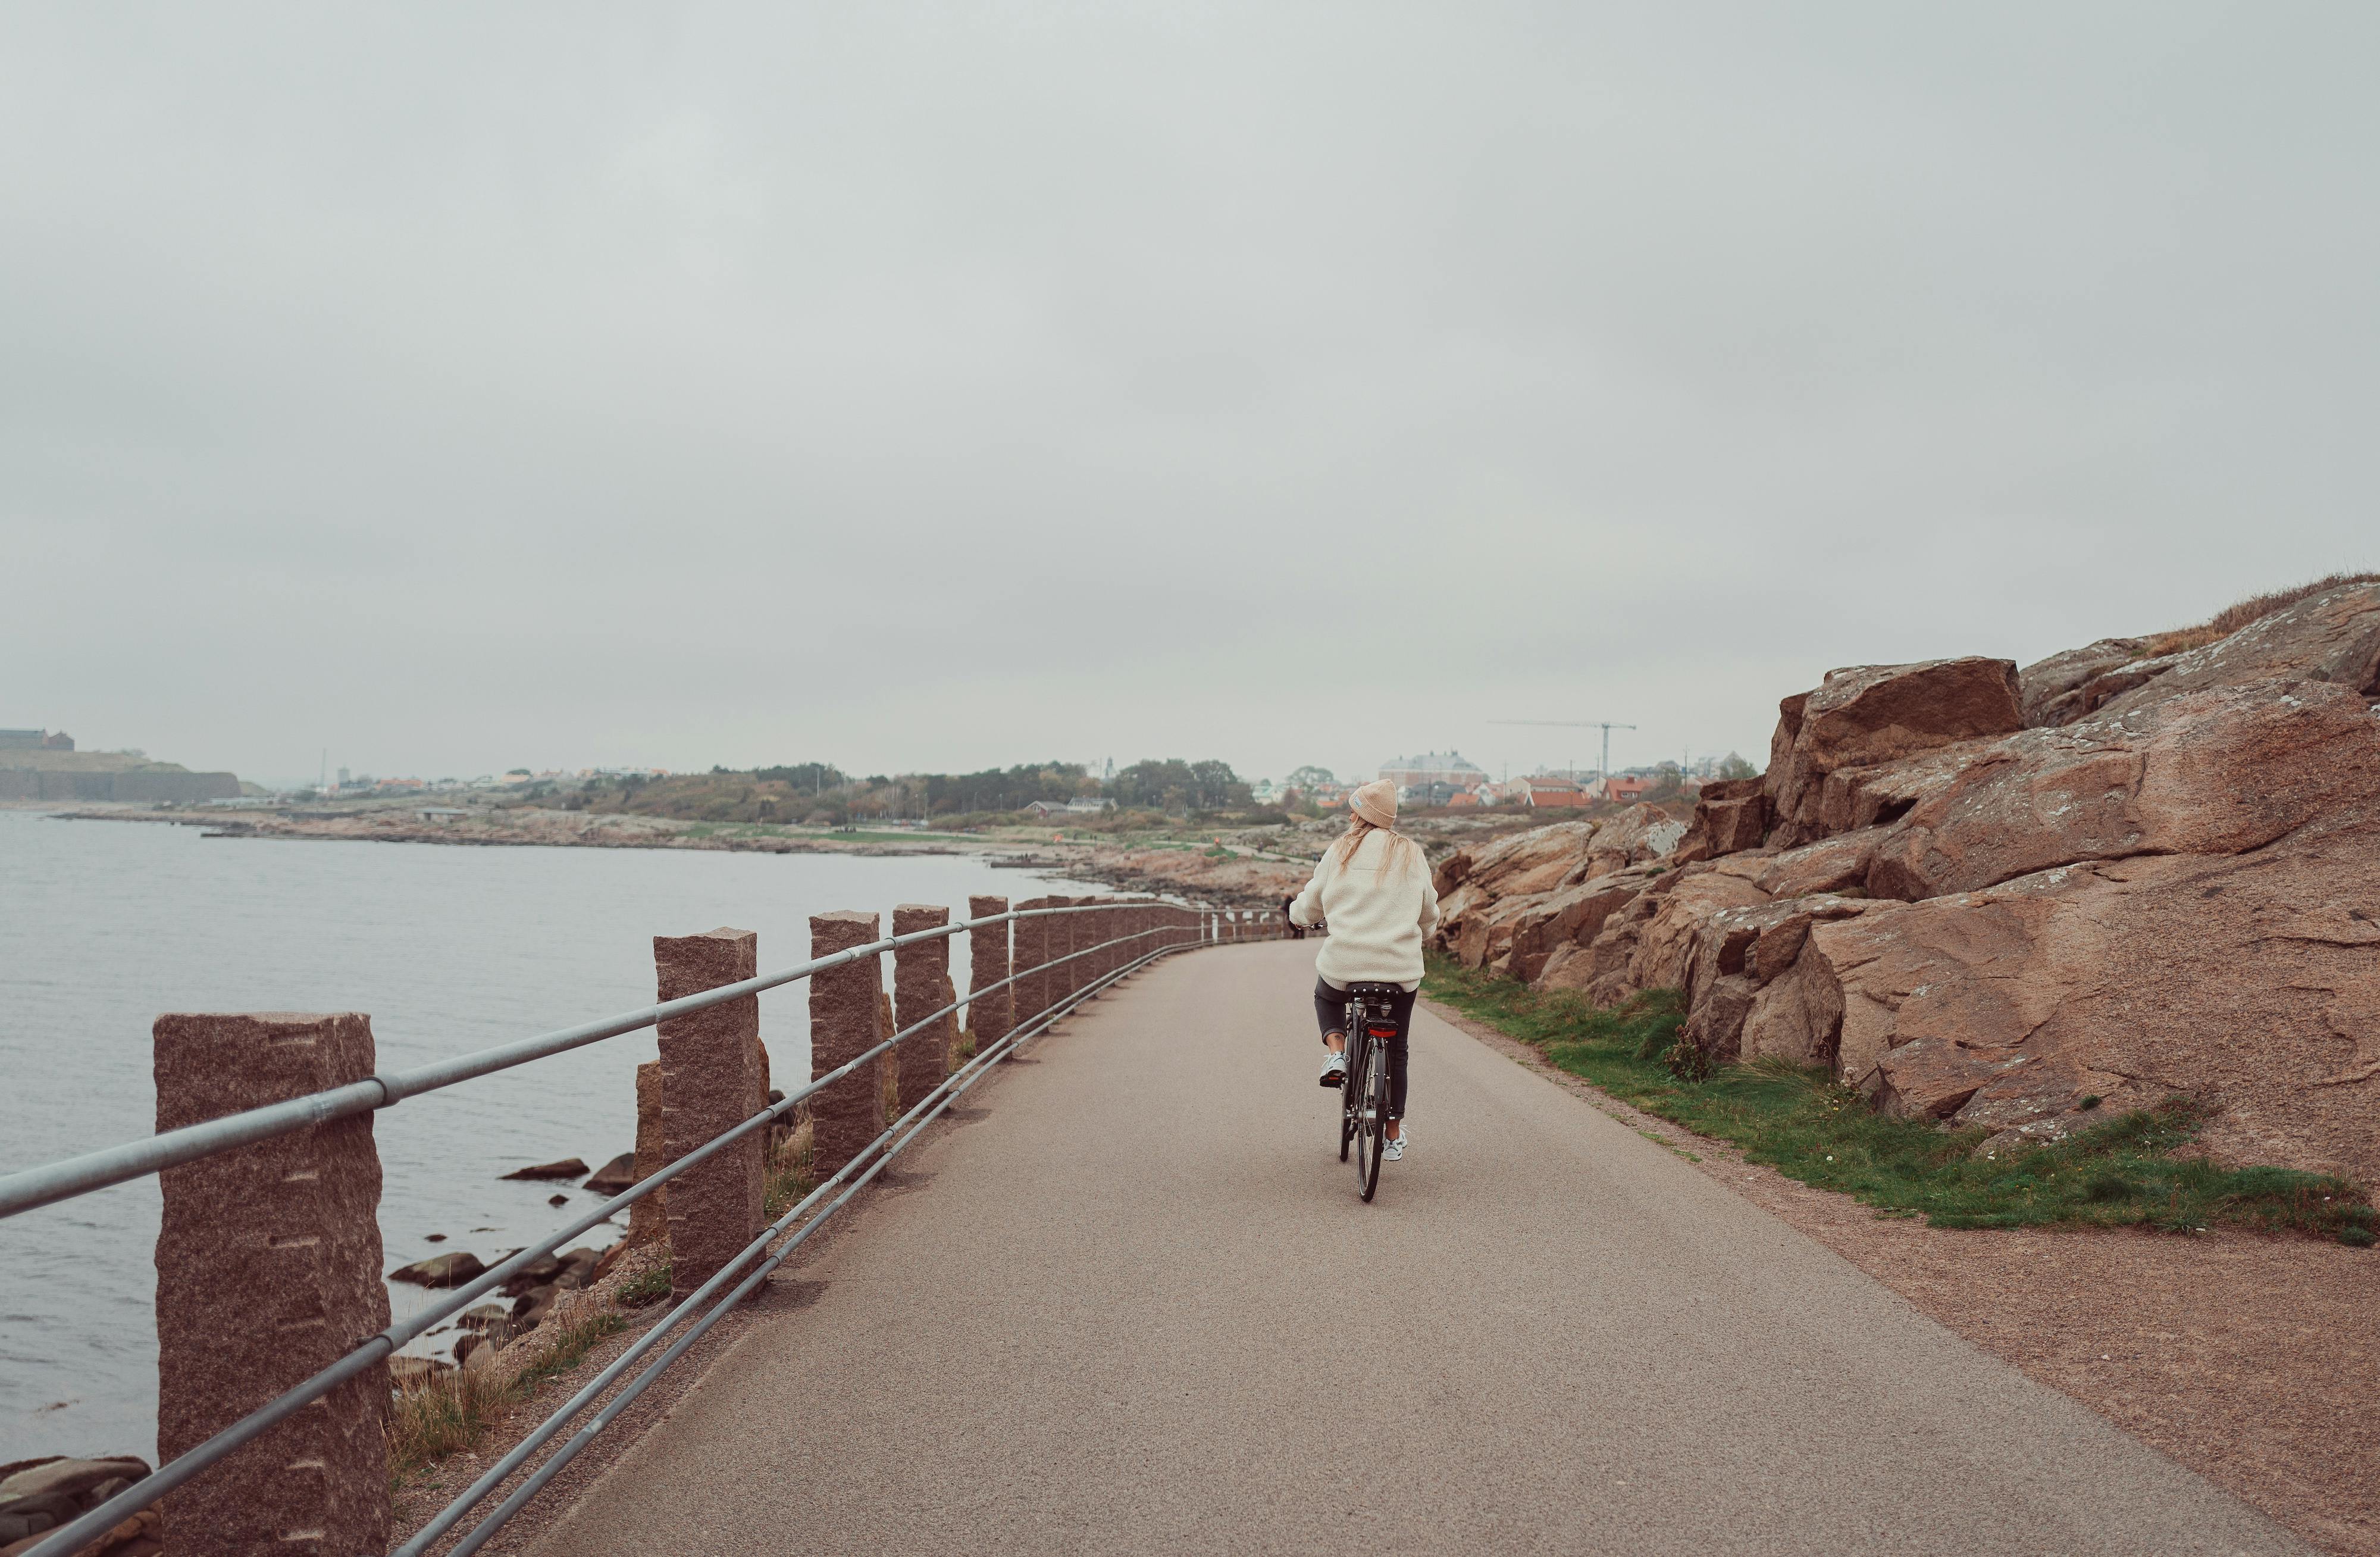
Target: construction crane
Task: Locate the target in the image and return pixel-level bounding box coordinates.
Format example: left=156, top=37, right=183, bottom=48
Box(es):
left=1489, top=720, right=1637, bottom=792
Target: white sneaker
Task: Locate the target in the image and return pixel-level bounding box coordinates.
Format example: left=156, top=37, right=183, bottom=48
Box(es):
left=1383, top=1128, right=1407, bottom=1162
left=1318, top=1050, right=1348, bottom=1087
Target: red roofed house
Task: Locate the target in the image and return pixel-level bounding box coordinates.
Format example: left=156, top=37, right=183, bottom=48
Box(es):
left=1517, top=776, right=1589, bottom=808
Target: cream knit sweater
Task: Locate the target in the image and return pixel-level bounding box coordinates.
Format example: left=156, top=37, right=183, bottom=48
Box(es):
left=1286, top=828, right=1442, bottom=987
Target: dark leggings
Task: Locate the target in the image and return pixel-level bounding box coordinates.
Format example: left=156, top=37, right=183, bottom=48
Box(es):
left=1314, top=978, right=1413, bottom=1120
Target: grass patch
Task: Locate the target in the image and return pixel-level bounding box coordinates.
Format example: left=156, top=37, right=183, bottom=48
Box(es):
left=765, top=1123, right=817, bottom=1220
left=387, top=1308, right=632, bottom=1488
left=510, top=1309, right=628, bottom=1392
left=389, top=1364, right=513, bottom=1486
left=613, top=1262, right=672, bottom=1306
left=1424, top=953, right=2376, bottom=1245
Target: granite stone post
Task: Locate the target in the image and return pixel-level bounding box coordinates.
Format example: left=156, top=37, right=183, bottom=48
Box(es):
left=1063, top=899, right=1089, bottom=1001
left=967, top=895, right=1012, bottom=1058
left=655, top=928, right=764, bottom=1302
left=1047, top=901, right=1075, bottom=1012
left=809, top=911, right=886, bottom=1176
left=1058, top=899, right=1083, bottom=1004
left=892, top=904, right=959, bottom=1111
left=1045, top=902, right=1072, bottom=1011
left=630, top=1059, right=668, bottom=1246
left=1012, top=899, right=1051, bottom=1034
left=154, top=1012, right=389, bottom=1557
left=1076, top=902, right=1097, bottom=991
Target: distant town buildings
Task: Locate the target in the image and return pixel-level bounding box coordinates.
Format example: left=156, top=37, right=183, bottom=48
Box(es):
left=0, top=729, right=74, bottom=750
left=1025, top=798, right=1113, bottom=819
left=1379, top=751, right=1488, bottom=793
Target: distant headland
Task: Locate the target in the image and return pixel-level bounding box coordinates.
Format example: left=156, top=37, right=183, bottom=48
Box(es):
left=0, top=727, right=243, bottom=803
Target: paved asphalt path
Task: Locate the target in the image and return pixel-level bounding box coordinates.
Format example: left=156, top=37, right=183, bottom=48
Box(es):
left=522, top=940, right=2307, bottom=1556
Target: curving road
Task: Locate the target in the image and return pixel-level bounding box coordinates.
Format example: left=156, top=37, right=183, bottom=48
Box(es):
left=521, top=939, right=2307, bottom=1556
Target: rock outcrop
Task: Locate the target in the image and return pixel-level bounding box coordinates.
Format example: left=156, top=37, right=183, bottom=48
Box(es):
left=1431, top=811, right=1684, bottom=980
left=2049, top=579, right=2380, bottom=726
left=1863, top=677, right=2380, bottom=902
left=1765, top=656, right=2024, bottom=849
left=1455, top=578, right=2380, bottom=1186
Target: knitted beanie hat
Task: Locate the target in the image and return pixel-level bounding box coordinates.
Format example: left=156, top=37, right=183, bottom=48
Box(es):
left=1349, top=778, right=1398, bottom=829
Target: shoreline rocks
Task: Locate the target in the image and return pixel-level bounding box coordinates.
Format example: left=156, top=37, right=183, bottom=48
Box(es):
left=0, top=1456, right=158, bottom=1553
left=581, top=1152, right=637, bottom=1193
left=500, top=1157, right=588, bottom=1182
left=389, top=1251, right=487, bottom=1288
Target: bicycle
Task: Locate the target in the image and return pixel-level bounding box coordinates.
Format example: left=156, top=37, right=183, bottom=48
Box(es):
left=1335, top=981, right=1401, bottom=1202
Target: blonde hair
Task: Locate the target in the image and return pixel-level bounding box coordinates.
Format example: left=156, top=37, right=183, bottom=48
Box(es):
left=1333, top=814, right=1416, bottom=877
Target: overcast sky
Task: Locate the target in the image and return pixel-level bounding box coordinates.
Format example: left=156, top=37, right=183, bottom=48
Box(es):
left=4, top=3, right=2373, bottom=787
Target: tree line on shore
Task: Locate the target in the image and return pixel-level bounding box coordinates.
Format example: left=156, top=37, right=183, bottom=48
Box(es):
left=523, top=758, right=1264, bottom=828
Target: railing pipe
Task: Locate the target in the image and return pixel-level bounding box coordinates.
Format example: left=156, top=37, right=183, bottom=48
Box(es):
left=0, top=901, right=1149, bottom=1220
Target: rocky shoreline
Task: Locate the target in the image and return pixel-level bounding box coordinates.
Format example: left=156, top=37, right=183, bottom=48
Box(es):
left=37, top=801, right=1335, bottom=908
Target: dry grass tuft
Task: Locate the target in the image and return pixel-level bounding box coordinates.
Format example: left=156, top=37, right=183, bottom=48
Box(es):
left=508, top=1309, right=627, bottom=1392
left=765, top=1120, right=816, bottom=1219
left=388, top=1363, right=513, bottom=1486
left=2143, top=571, right=2379, bottom=659
left=384, top=1277, right=638, bottom=1488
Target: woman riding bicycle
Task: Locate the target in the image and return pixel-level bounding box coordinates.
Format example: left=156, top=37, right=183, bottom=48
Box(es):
left=1283, top=779, right=1440, bottom=1161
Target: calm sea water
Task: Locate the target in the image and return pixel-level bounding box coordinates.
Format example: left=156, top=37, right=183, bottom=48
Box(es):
left=0, top=809, right=1099, bottom=1464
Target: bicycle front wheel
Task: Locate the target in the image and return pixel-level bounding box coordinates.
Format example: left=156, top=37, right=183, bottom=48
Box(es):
left=1339, top=1030, right=1363, bottom=1164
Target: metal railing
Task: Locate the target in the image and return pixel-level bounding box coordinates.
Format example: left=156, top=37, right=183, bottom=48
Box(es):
left=2, top=897, right=1284, bottom=1557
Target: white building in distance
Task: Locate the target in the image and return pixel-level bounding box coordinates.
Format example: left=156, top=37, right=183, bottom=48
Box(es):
left=1377, top=752, right=1489, bottom=791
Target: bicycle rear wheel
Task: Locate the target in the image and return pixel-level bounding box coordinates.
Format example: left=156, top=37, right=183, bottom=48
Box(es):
left=1353, top=1032, right=1385, bottom=1201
